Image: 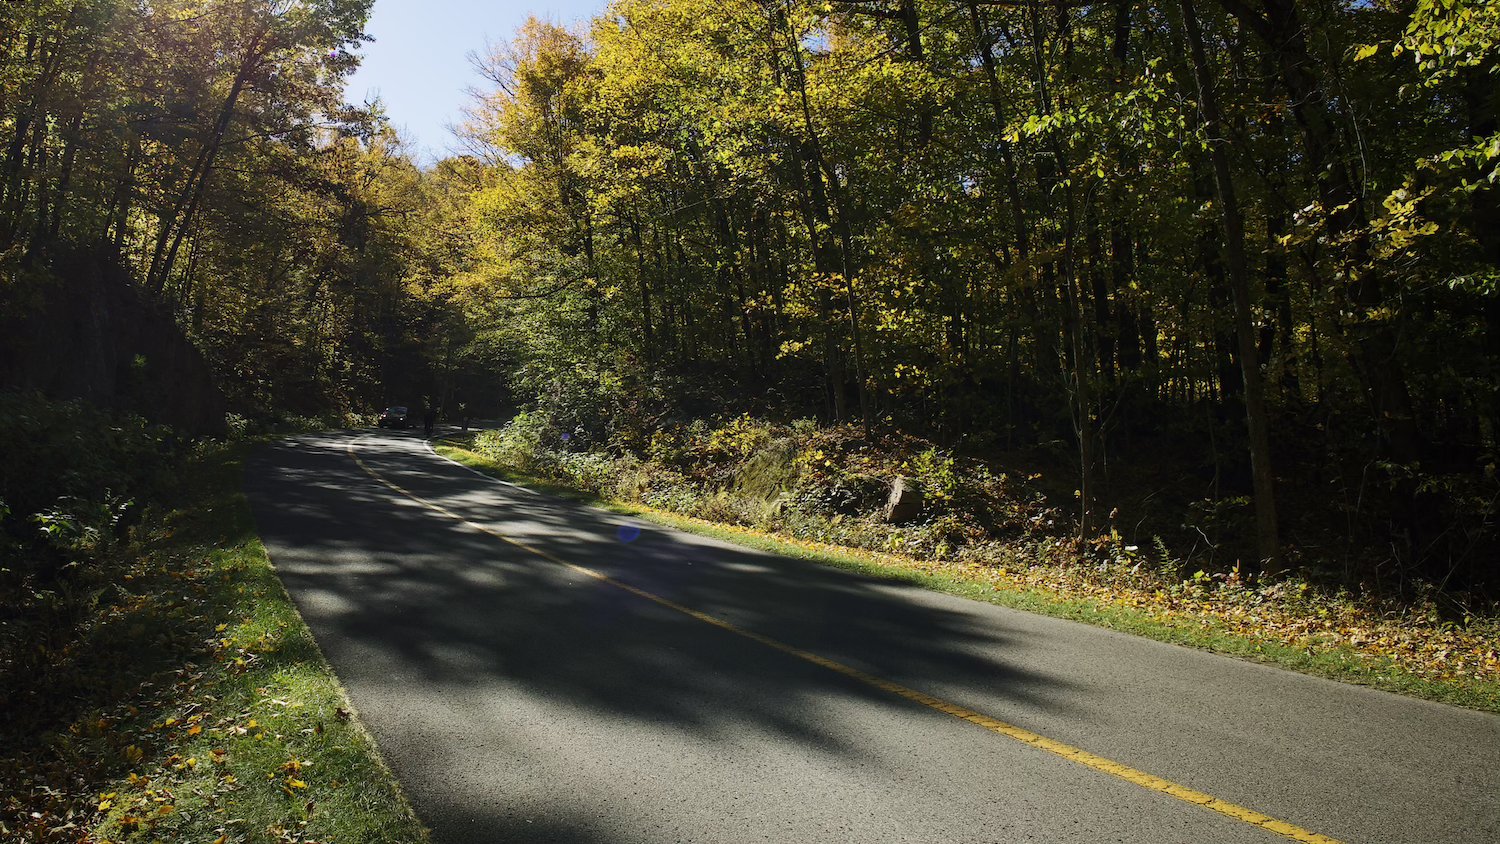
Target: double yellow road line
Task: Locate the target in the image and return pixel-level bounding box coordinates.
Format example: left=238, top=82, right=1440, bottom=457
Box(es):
left=349, top=439, right=1345, bottom=844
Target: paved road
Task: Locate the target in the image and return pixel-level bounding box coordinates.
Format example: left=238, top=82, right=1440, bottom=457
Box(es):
left=245, top=431, right=1500, bottom=844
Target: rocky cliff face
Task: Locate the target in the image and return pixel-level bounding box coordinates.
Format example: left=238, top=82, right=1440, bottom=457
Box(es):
left=1, top=250, right=226, bottom=436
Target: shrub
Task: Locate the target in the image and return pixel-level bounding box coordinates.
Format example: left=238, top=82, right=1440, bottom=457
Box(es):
left=735, top=438, right=799, bottom=501
left=706, top=414, right=774, bottom=461
left=0, top=393, right=174, bottom=561
left=461, top=410, right=1067, bottom=577
left=906, top=447, right=958, bottom=503
left=473, top=411, right=560, bottom=473
left=0, top=393, right=185, bottom=712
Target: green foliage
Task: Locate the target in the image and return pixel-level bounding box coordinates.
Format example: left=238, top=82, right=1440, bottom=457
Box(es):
left=450, top=0, right=1500, bottom=597
left=906, top=448, right=959, bottom=504
left=31, top=494, right=135, bottom=558
left=0, top=394, right=181, bottom=714
left=707, top=414, right=776, bottom=461
left=0, top=0, right=511, bottom=421
left=473, top=411, right=560, bottom=473
left=459, top=413, right=1061, bottom=567
left=0, top=393, right=174, bottom=557
left=1, top=444, right=427, bottom=843
left=1400, top=0, right=1500, bottom=81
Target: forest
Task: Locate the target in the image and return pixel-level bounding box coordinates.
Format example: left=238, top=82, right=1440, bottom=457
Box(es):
left=451, top=0, right=1500, bottom=602
left=7, top=3, right=1500, bottom=840
left=0, top=0, right=503, bottom=428
left=3, top=0, right=1499, bottom=605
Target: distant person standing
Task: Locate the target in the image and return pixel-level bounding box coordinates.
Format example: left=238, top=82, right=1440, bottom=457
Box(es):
left=422, top=407, right=437, bottom=437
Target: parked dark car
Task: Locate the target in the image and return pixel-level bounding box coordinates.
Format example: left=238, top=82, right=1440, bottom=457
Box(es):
left=378, top=406, right=412, bottom=428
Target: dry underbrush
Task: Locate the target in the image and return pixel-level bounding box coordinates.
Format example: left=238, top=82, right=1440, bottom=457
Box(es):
left=467, top=413, right=1500, bottom=698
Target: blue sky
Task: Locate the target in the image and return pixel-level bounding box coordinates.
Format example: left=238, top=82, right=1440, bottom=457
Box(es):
left=346, top=0, right=606, bottom=162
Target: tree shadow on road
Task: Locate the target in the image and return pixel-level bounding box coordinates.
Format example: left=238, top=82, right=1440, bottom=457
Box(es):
left=247, top=431, right=1086, bottom=843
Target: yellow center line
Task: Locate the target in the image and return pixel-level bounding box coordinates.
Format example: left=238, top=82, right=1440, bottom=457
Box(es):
left=347, top=439, right=1345, bottom=844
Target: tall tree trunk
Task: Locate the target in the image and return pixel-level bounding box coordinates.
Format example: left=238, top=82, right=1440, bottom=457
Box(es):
left=628, top=214, right=656, bottom=362
left=1025, top=0, right=1099, bottom=537
left=1219, top=0, right=1416, bottom=456
left=968, top=2, right=1032, bottom=264
left=777, top=2, right=862, bottom=420
left=1181, top=0, right=1281, bottom=572
left=44, top=109, right=83, bottom=243
left=148, top=29, right=265, bottom=296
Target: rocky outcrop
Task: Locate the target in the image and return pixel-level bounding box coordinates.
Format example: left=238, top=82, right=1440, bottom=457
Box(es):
left=883, top=476, right=924, bottom=523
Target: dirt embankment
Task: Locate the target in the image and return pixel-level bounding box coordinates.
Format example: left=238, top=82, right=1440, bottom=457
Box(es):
left=1, top=250, right=225, bottom=435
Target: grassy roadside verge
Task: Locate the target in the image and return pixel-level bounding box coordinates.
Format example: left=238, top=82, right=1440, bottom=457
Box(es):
left=1, top=443, right=427, bottom=844
left=434, top=441, right=1500, bottom=714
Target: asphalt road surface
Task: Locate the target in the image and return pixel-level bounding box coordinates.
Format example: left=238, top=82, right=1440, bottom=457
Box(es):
left=245, top=431, right=1500, bottom=844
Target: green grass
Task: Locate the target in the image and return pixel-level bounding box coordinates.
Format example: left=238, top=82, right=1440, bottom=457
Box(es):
left=1, top=444, right=427, bottom=843
left=434, top=442, right=1500, bottom=714
left=106, top=444, right=427, bottom=843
